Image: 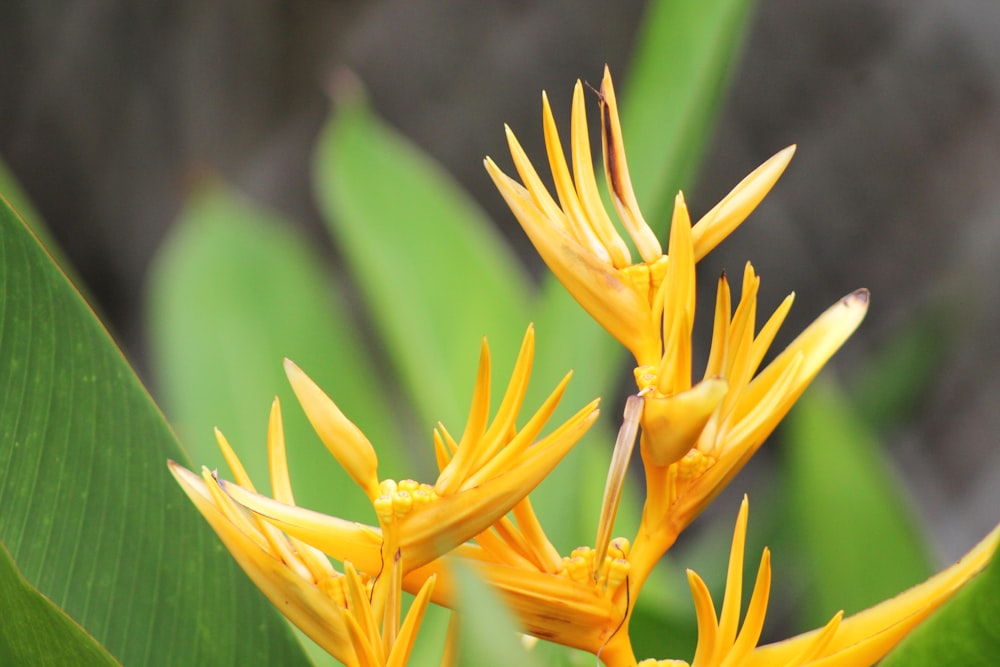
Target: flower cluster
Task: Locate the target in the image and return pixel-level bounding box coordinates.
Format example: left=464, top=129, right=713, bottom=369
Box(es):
left=169, top=67, right=998, bottom=666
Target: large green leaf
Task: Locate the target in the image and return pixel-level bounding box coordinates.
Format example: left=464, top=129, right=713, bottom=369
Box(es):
left=0, top=196, right=310, bottom=664
left=882, top=546, right=1000, bottom=665
left=148, top=185, right=404, bottom=521
left=314, top=91, right=532, bottom=430
left=783, top=380, right=933, bottom=629
left=0, top=542, right=120, bottom=666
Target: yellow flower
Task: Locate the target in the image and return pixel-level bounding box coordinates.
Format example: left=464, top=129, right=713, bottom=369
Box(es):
left=484, top=65, right=795, bottom=368
left=169, top=325, right=599, bottom=662
left=486, top=66, right=871, bottom=601
left=636, top=497, right=1000, bottom=667
left=167, top=400, right=434, bottom=667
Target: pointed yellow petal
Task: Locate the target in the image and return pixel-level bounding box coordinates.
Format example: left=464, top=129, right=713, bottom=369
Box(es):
left=747, top=522, right=1000, bottom=667
left=512, top=497, right=563, bottom=573
left=341, top=606, right=382, bottom=667
left=692, top=146, right=796, bottom=261
left=386, top=575, right=437, bottom=667
left=640, top=379, right=728, bottom=467
left=704, top=272, right=733, bottom=379
left=688, top=569, right=719, bottom=667
left=722, top=548, right=771, bottom=667
left=344, top=561, right=384, bottom=665
left=570, top=80, right=631, bottom=268
left=543, top=91, right=611, bottom=261
left=717, top=497, right=750, bottom=651
left=460, top=369, right=572, bottom=490
left=737, top=289, right=869, bottom=427
left=662, top=193, right=696, bottom=350
left=503, top=123, right=579, bottom=241
left=267, top=397, right=295, bottom=505
left=284, top=358, right=381, bottom=500
left=214, top=428, right=257, bottom=491
left=435, top=337, right=492, bottom=495
left=599, top=65, right=662, bottom=262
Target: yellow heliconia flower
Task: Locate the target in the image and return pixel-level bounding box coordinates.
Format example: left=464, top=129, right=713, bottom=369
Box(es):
left=167, top=399, right=435, bottom=667
left=169, top=325, right=600, bottom=662
left=227, top=325, right=598, bottom=574
left=636, top=497, right=1000, bottom=667
left=484, top=65, right=795, bottom=368
left=486, top=66, right=871, bottom=599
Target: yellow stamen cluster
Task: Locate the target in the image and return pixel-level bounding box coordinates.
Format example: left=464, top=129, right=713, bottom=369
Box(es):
left=559, top=539, right=631, bottom=597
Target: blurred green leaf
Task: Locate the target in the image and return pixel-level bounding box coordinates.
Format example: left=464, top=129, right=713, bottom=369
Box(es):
left=452, top=561, right=543, bottom=667
left=784, top=380, right=933, bottom=629
left=0, top=197, right=310, bottom=664
left=853, top=307, right=953, bottom=429
left=314, top=90, right=532, bottom=430
left=0, top=542, right=120, bottom=666
left=882, top=545, right=1000, bottom=666
left=148, top=184, right=403, bottom=521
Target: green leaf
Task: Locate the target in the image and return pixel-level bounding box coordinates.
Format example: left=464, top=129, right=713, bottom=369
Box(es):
left=148, top=184, right=403, bottom=521
left=314, top=90, right=532, bottom=430
left=881, top=545, right=1000, bottom=666
left=0, top=157, right=89, bottom=300
left=0, top=196, right=310, bottom=665
left=0, top=541, right=121, bottom=666
left=783, top=380, right=933, bottom=629
left=452, top=561, right=543, bottom=667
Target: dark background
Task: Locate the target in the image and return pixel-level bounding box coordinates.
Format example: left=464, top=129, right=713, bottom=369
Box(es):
left=2, top=0, right=999, bottom=564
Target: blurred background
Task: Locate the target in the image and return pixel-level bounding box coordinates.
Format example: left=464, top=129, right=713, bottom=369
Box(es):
left=2, top=0, right=999, bottom=640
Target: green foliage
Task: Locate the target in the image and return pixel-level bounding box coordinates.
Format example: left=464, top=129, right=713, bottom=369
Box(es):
left=148, top=184, right=405, bottom=520
left=0, top=543, right=120, bottom=666
left=784, top=380, right=933, bottom=629
left=314, top=87, right=532, bottom=431
left=0, top=197, right=310, bottom=665
left=451, top=561, right=543, bottom=667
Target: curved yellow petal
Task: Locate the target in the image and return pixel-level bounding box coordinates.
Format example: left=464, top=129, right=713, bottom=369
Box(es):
left=692, top=146, right=796, bottom=261
left=284, top=358, right=381, bottom=500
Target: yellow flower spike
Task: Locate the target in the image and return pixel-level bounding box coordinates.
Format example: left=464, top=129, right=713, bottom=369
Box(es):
left=167, top=461, right=358, bottom=666
left=599, top=65, right=662, bottom=262
left=284, top=358, right=381, bottom=500
left=691, top=145, right=796, bottom=261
